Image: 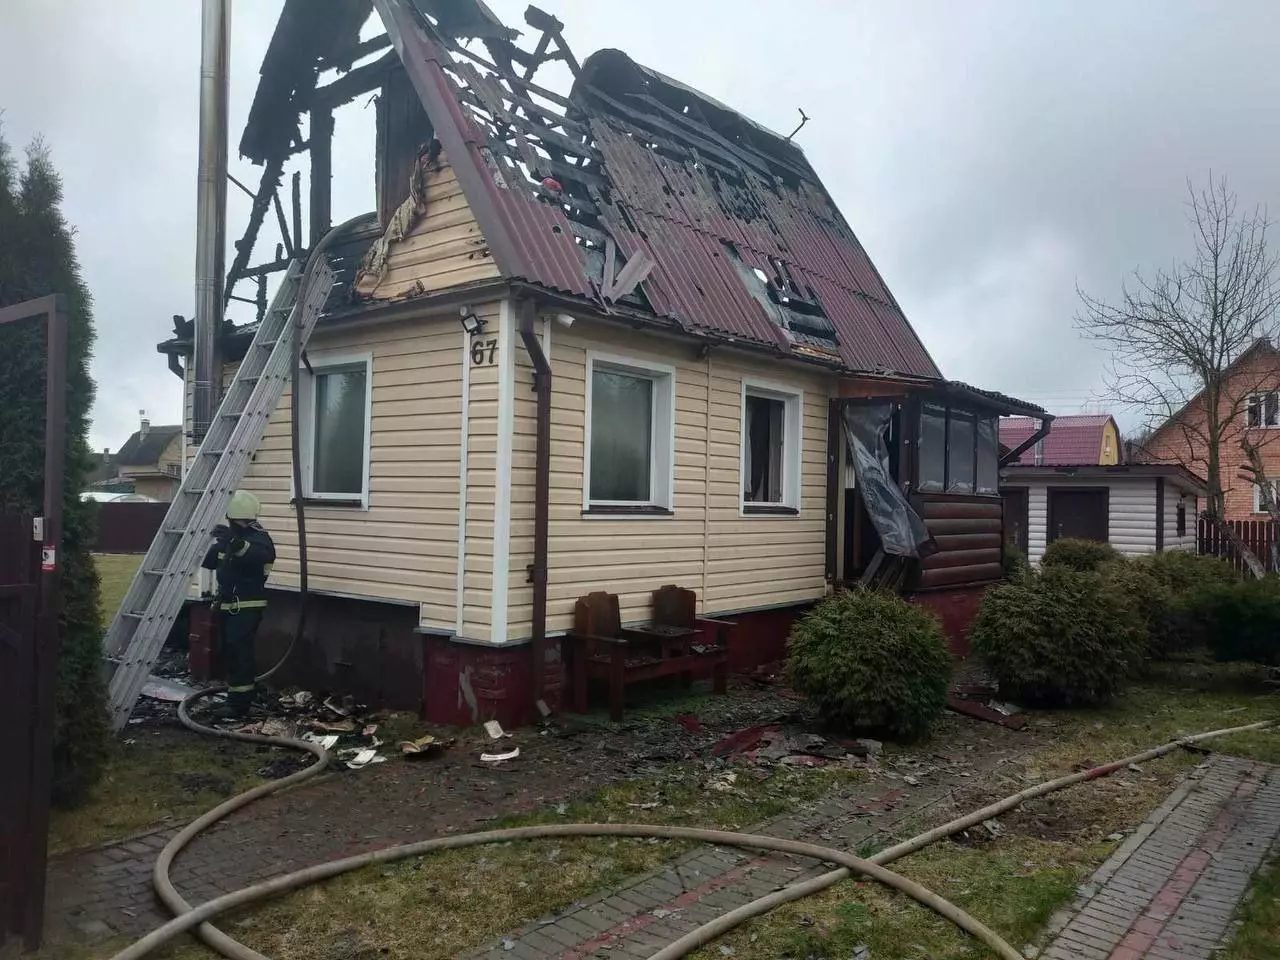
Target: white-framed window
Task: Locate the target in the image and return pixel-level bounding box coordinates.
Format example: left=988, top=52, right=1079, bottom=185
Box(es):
left=741, top=379, right=803, bottom=513
left=1247, top=391, right=1279, bottom=428
left=299, top=351, right=373, bottom=506
left=1252, top=478, right=1280, bottom=514
left=583, top=352, right=675, bottom=513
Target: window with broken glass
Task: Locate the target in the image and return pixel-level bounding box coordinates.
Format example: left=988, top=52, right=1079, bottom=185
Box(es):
left=916, top=405, right=1000, bottom=496
left=742, top=384, right=802, bottom=512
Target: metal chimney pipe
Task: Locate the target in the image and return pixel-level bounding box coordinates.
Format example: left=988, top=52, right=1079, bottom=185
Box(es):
left=192, top=0, right=230, bottom=444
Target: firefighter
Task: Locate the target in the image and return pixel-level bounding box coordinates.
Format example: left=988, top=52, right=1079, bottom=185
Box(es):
left=202, top=490, right=276, bottom=717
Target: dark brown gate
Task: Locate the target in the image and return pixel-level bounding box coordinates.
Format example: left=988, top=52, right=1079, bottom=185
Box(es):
left=1047, top=487, right=1110, bottom=544
left=0, top=515, right=40, bottom=941
left=0, top=295, right=68, bottom=950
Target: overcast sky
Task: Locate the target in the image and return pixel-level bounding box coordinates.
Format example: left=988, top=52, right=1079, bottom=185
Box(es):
left=4, top=0, right=1280, bottom=452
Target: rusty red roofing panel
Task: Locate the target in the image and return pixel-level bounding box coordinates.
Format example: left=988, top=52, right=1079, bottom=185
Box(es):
left=379, top=0, right=939, bottom=378
left=1000, top=414, right=1114, bottom=465
left=586, top=115, right=939, bottom=377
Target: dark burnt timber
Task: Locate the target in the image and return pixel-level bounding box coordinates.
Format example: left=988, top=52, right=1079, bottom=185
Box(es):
left=222, top=0, right=937, bottom=376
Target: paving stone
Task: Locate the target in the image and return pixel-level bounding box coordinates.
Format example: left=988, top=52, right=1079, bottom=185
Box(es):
left=1045, top=757, right=1280, bottom=960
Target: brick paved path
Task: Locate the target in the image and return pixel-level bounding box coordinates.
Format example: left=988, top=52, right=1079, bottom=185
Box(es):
left=1043, top=755, right=1280, bottom=960
left=44, top=724, right=1026, bottom=948
left=462, top=763, right=1021, bottom=960
left=43, top=711, right=1028, bottom=947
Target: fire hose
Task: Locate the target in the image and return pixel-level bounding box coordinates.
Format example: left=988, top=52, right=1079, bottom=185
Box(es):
left=110, top=693, right=1275, bottom=960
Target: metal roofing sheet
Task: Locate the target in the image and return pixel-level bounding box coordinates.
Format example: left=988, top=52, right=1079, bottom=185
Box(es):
left=1000, top=414, right=1113, bottom=465
left=585, top=115, right=939, bottom=378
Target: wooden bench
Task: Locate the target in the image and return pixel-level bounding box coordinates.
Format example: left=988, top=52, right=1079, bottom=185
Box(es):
left=568, top=586, right=732, bottom=721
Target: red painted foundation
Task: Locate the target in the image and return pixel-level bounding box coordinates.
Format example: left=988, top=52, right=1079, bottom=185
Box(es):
left=186, top=593, right=815, bottom=727
left=909, top=585, right=992, bottom=657
left=422, top=633, right=566, bottom=728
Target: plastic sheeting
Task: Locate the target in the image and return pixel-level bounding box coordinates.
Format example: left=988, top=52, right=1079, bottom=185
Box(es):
left=842, top=403, right=934, bottom=558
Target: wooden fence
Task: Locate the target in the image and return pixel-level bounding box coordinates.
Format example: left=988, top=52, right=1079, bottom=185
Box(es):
left=1197, top=516, right=1279, bottom=574
left=94, top=501, right=168, bottom=554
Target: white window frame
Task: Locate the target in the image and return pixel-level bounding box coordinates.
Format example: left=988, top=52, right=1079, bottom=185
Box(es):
left=740, top=378, right=804, bottom=515
left=1246, top=390, right=1279, bottom=428
left=298, top=349, right=373, bottom=508
left=1252, top=477, right=1280, bottom=514
left=582, top=351, right=675, bottom=515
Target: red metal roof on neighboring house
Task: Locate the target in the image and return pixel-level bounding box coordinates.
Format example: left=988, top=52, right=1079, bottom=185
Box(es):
left=1000, top=414, right=1116, bottom=465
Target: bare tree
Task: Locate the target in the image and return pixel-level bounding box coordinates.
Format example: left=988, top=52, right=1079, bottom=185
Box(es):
left=1077, top=176, right=1280, bottom=572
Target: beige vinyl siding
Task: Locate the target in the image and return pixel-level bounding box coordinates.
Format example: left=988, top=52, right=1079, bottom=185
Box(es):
left=507, top=316, right=832, bottom=638
left=460, top=301, right=504, bottom=640
left=361, top=160, right=500, bottom=301
left=232, top=310, right=473, bottom=629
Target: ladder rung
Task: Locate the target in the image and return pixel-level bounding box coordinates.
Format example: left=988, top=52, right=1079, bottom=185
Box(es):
left=200, top=448, right=227, bottom=457
left=143, top=569, right=169, bottom=577
left=122, top=611, right=145, bottom=619
left=180, top=488, right=207, bottom=495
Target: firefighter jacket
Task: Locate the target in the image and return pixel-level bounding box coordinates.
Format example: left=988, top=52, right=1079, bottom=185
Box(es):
left=201, top=521, right=276, bottom=610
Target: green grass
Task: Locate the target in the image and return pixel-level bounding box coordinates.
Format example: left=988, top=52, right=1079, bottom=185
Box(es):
left=47, top=726, right=272, bottom=855
left=54, top=655, right=1277, bottom=960
left=149, top=763, right=866, bottom=960
left=95, top=552, right=142, bottom=623
left=691, top=836, right=1091, bottom=960
left=690, top=662, right=1280, bottom=960
left=1224, top=853, right=1280, bottom=959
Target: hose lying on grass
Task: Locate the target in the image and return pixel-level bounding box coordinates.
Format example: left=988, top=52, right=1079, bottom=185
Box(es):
left=119, top=688, right=1276, bottom=960
left=645, top=717, right=1279, bottom=960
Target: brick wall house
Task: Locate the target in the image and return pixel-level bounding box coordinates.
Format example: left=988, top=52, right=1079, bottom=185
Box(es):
left=1139, top=340, right=1280, bottom=522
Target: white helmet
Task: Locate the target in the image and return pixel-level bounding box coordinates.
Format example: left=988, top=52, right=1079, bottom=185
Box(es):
left=225, top=490, right=261, bottom=521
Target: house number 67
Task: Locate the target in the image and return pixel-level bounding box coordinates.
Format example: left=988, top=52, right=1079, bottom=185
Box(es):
left=471, top=337, right=498, bottom=366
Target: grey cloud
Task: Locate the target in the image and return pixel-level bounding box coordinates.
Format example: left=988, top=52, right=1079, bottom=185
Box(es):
left=3, top=0, right=1278, bottom=449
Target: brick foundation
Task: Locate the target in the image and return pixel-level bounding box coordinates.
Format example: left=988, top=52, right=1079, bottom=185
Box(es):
left=187, top=593, right=815, bottom=727
left=909, top=584, right=991, bottom=657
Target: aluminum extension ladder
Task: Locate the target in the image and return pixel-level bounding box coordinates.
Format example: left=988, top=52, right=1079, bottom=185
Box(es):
left=104, top=257, right=336, bottom=731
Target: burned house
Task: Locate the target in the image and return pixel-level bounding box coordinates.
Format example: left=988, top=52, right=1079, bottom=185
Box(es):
left=158, top=0, right=1047, bottom=723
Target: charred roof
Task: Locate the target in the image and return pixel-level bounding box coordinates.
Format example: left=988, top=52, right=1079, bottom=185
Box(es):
left=224, top=0, right=942, bottom=380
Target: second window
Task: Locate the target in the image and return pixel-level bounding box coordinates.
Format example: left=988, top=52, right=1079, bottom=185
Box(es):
left=741, top=381, right=803, bottom=513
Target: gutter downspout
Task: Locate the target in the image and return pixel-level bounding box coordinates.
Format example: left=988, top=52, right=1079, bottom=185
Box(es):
left=517, top=298, right=551, bottom=709
left=1000, top=415, right=1053, bottom=468
left=192, top=0, right=230, bottom=445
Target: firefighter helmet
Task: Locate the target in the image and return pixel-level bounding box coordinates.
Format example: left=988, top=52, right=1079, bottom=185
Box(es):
left=225, top=490, right=261, bottom=521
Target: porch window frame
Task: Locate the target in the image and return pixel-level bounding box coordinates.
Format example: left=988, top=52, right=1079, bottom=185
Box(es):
left=911, top=398, right=1001, bottom=498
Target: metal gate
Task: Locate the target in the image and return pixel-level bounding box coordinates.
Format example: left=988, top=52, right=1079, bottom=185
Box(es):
left=0, top=294, right=68, bottom=950
left=0, top=514, right=41, bottom=944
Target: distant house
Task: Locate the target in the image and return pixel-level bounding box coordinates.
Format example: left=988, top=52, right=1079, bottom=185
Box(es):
left=1000, top=414, right=1122, bottom=467
left=1138, top=339, right=1280, bottom=522
left=114, top=418, right=183, bottom=501
left=86, top=448, right=117, bottom=487
left=999, top=414, right=1201, bottom=561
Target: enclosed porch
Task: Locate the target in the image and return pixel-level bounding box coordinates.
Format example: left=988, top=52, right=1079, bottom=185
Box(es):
left=825, top=377, right=1049, bottom=649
